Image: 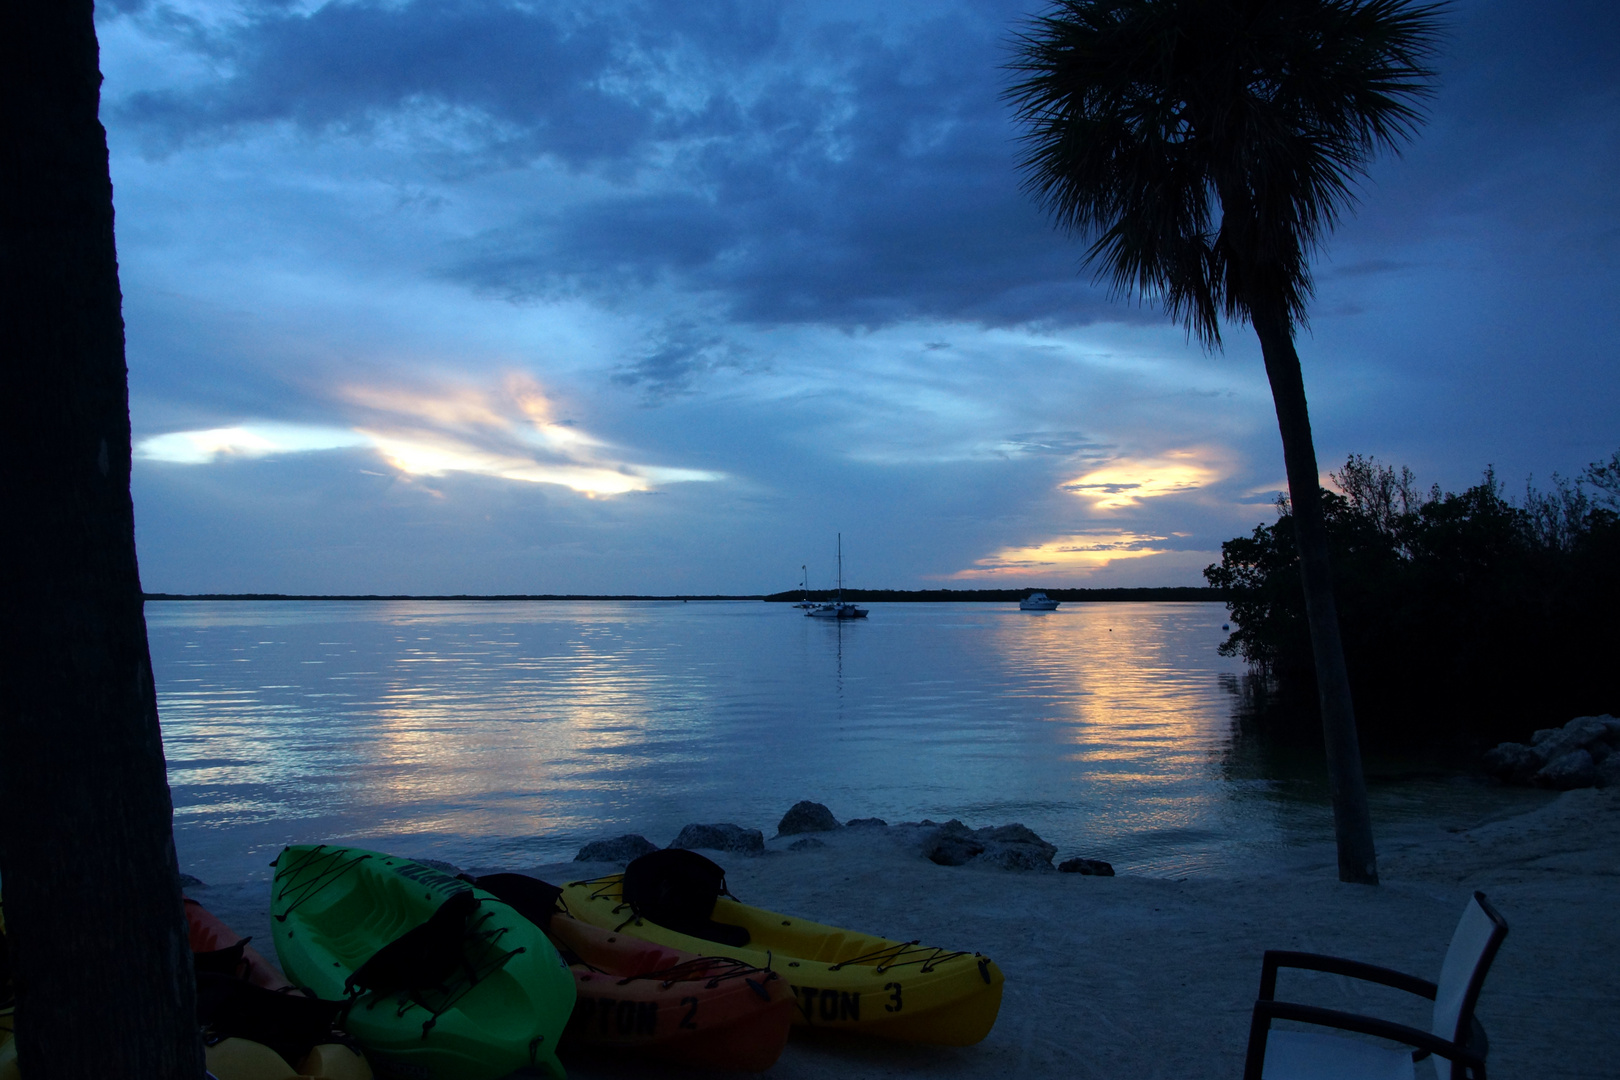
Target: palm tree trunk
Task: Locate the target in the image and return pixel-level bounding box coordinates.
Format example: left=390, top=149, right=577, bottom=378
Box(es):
left=0, top=1, right=206, bottom=1074
left=1250, top=299, right=1380, bottom=885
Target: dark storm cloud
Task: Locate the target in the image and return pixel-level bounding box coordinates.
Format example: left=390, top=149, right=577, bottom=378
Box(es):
left=440, top=5, right=1119, bottom=328
left=114, top=0, right=1125, bottom=330
left=111, top=0, right=1620, bottom=347
left=119, top=0, right=652, bottom=165
left=1333, top=0, right=1620, bottom=255
left=611, top=323, right=756, bottom=400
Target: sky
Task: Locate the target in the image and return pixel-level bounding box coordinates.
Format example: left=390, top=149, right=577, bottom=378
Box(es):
left=99, top=0, right=1620, bottom=595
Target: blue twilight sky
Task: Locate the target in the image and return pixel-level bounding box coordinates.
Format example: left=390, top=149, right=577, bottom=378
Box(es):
left=101, top=0, right=1619, bottom=595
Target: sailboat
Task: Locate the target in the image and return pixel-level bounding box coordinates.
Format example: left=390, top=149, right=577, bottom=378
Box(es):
left=792, top=564, right=815, bottom=609
left=805, top=535, right=868, bottom=619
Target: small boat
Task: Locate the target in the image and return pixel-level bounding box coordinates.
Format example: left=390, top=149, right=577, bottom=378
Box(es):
left=467, top=873, right=794, bottom=1071
left=804, top=600, right=867, bottom=619
left=792, top=564, right=815, bottom=609
left=270, top=845, right=576, bottom=1080
left=559, top=858, right=1002, bottom=1046
left=1018, top=591, right=1059, bottom=611
left=805, top=535, right=867, bottom=619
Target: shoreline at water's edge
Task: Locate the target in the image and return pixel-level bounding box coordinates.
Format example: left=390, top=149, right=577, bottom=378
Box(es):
left=143, top=586, right=1230, bottom=603
left=192, top=787, right=1619, bottom=1079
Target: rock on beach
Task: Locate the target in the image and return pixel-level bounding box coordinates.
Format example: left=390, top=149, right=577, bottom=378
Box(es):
left=573, top=834, right=659, bottom=863
left=777, top=800, right=841, bottom=836
left=669, top=822, right=766, bottom=855
left=1483, top=714, right=1620, bottom=789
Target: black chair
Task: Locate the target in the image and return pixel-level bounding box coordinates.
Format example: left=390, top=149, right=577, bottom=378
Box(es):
left=1243, top=891, right=1508, bottom=1080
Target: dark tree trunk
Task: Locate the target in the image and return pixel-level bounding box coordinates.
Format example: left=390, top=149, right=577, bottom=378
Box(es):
left=0, top=2, right=205, bottom=1075
left=1250, top=298, right=1380, bottom=886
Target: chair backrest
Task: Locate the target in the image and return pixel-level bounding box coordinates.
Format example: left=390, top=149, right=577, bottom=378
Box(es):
left=1431, top=892, right=1508, bottom=1046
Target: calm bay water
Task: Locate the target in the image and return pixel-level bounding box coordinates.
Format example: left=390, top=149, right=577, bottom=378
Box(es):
left=147, top=600, right=1538, bottom=884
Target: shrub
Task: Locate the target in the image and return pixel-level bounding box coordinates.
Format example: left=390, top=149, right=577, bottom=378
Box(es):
left=1206, top=451, right=1620, bottom=747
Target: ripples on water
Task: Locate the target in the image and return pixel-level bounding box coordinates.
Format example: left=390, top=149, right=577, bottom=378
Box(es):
left=148, top=600, right=1544, bottom=884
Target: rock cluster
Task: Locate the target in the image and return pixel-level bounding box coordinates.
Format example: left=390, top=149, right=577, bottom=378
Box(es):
left=918, top=820, right=1059, bottom=871
left=1482, top=715, right=1620, bottom=790
left=570, top=801, right=1115, bottom=874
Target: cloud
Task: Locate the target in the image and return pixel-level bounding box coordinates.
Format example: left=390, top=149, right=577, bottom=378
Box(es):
left=100, top=0, right=1620, bottom=593
left=136, top=423, right=368, bottom=464
left=113, top=0, right=650, bottom=167
left=1061, top=450, right=1227, bottom=511
left=109, top=0, right=1130, bottom=334
left=948, top=530, right=1181, bottom=580
left=137, top=373, right=723, bottom=496
left=611, top=321, right=758, bottom=400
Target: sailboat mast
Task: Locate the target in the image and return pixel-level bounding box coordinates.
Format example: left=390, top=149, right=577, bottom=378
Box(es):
left=836, top=533, right=843, bottom=600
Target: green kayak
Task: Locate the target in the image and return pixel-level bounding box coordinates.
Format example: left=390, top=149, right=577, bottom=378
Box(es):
left=271, top=844, right=576, bottom=1080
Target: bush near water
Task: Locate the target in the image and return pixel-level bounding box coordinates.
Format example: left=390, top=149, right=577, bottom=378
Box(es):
left=1205, top=450, right=1620, bottom=748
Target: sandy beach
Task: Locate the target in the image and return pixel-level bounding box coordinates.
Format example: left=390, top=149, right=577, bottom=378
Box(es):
left=195, top=787, right=1620, bottom=1080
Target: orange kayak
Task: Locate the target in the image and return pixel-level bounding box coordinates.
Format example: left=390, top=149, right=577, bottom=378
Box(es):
left=184, top=898, right=372, bottom=1080
left=470, top=873, right=794, bottom=1072
left=553, top=913, right=793, bottom=1071
left=184, top=898, right=288, bottom=990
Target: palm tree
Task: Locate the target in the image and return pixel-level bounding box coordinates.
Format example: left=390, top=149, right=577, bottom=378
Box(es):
left=2, top=0, right=204, bottom=1073
left=1006, top=0, right=1443, bottom=884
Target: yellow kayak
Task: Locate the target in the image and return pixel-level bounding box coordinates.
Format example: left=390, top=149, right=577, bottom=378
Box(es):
left=558, top=872, right=1002, bottom=1045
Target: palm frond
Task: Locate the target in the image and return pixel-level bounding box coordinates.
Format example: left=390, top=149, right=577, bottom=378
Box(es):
left=1004, top=0, right=1444, bottom=341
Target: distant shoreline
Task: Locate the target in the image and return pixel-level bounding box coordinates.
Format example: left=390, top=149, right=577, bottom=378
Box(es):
left=143, top=587, right=1228, bottom=603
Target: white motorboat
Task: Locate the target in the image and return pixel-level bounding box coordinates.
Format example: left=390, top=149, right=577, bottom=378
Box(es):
left=1019, top=591, right=1059, bottom=611
left=806, top=535, right=867, bottom=619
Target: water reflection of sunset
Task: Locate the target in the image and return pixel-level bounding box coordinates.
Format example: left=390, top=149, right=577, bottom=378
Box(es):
left=975, top=603, right=1245, bottom=867
left=152, top=600, right=1274, bottom=884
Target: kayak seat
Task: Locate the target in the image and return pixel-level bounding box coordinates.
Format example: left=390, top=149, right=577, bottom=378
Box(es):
left=621, top=850, right=751, bottom=948
left=344, top=889, right=481, bottom=1002
left=465, top=873, right=564, bottom=933
left=196, top=972, right=346, bottom=1069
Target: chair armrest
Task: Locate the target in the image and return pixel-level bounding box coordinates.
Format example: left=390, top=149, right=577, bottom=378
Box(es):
left=1250, top=999, right=1484, bottom=1069
left=1259, top=949, right=1439, bottom=1001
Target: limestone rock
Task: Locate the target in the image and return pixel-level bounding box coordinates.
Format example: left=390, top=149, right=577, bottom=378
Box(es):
left=777, top=801, right=840, bottom=836
left=670, top=822, right=765, bottom=856
left=788, top=836, right=827, bottom=851
left=1534, top=749, right=1597, bottom=791
left=1529, top=715, right=1619, bottom=765
left=1058, top=858, right=1115, bottom=876
left=982, top=844, right=1055, bottom=872
left=574, top=834, right=659, bottom=863
left=1482, top=715, right=1620, bottom=788
left=923, top=820, right=982, bottom=865
left=1596, top=754, right=1620, bottom=789
left=845, top=817, right=889, bottom=829
left=922, top=819, right=1056, bottom=871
